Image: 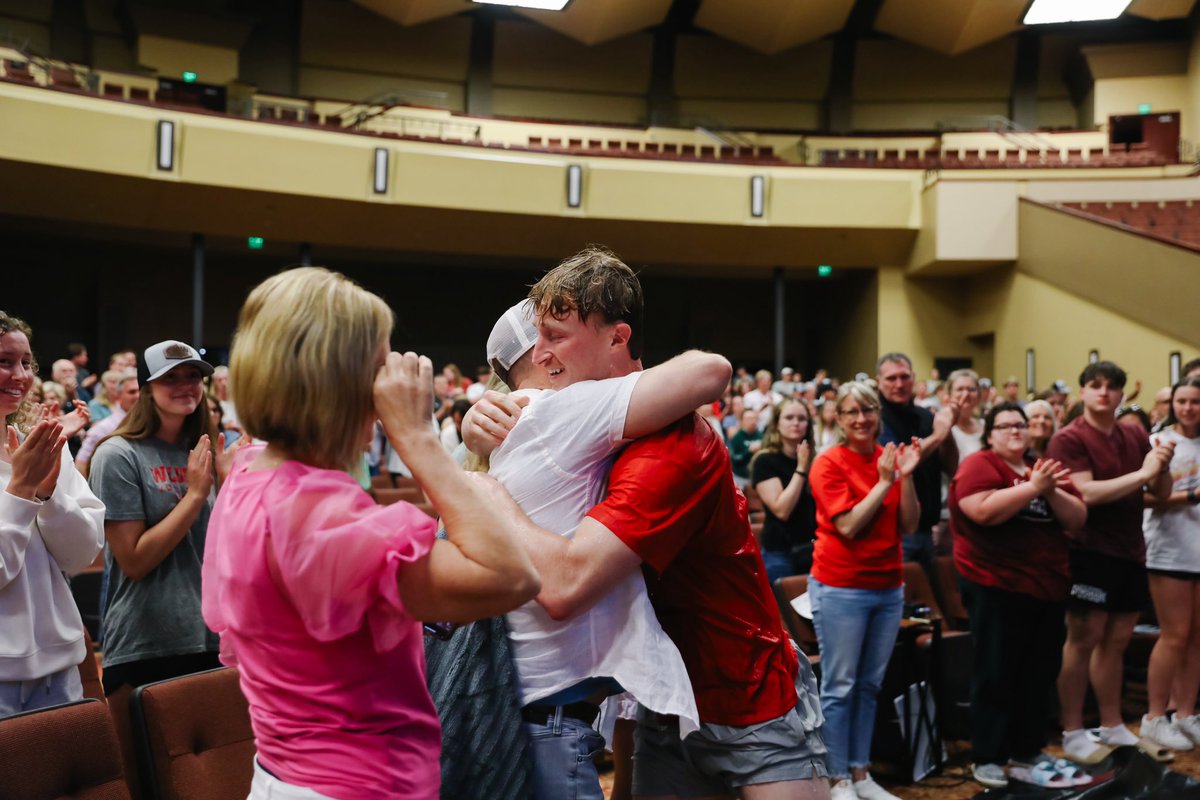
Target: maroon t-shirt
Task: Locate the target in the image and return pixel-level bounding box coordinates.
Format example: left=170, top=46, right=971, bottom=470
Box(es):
left=949, top=450, right=1080, bottom=602
left=1046, top=416, right=1151, bottom=563
left=588, top=414, right=799, bottom=727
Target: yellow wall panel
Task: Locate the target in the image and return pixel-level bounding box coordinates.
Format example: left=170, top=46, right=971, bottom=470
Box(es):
left=673, top=35, right=832, bottom=100
left=1092, top=75, right=1188, bottom=124
left=988, top=271, right=1196, bottom=392
left=675, top=98, right=822, bottom=130
left=138, top=35, right=239, bottom=85
left=0, top=88, right=163, bottom=176
left=298, top=66, right=464, bottom=108
left=491, top=87, right=645, bottom=125
left=854, top=38, right=1016, bottom=101
left=493, top=20, right=652, bottom=94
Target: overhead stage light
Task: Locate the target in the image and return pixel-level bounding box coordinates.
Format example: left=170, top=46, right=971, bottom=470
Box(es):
left=472, top=0, right=570, bottom=10
left=1024, top=0, right=1132, bottom=25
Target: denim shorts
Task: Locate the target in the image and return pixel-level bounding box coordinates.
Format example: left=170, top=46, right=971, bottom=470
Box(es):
left=631, top=647, right=828, bottom=797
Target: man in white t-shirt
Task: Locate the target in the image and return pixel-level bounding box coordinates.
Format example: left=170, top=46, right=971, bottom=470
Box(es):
left=463, top=247, right=731, bottom=800
left=745, top=369, right=783, bottom=430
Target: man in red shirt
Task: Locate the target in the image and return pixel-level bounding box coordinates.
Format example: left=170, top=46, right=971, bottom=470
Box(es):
left=1047, top=361, right=1174, bottom=762
left=469, top=254, right=829, bottom=799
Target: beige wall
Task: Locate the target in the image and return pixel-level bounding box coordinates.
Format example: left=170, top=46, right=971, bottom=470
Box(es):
left=137, top=35, right=239, bottom=85
left=1092, top=75, right=1188, bottom=125
left=0, top=11, right=50, bottom=53
left=982, top=270, right=1195, bottom=392
left=1017, top=200, right=1199, bottom=348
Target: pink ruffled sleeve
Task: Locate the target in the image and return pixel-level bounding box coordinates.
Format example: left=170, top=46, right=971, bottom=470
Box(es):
left=265, top=464, right=437, bottom=652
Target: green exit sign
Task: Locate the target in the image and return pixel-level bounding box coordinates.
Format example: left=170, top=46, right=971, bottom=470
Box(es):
left=1138, top=103, right=1152, bottom=114
left=817, top=265, right=833, bottom=277
left=182, top=71, right=198, bottom=83
left=247, top=236, right=264, bottom=250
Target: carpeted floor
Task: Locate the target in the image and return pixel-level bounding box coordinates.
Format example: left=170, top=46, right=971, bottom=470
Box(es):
left=599, top=724, right=1200, bottom=799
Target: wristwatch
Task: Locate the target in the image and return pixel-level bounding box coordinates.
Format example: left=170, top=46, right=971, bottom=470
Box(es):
left=1189, top=488, right=1199, bottom=505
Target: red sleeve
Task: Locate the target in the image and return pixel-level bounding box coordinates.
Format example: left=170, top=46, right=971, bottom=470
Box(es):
left=951, top=451, right=1005, bottom=500
left=588, top=450, right=714, bottom=575
left=1046, top=425, right=1090, bottom=474
left=810, top=449, right=860, bottom=521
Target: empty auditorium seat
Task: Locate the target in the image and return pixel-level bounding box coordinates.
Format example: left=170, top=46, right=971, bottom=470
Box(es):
left=773, top=575, right=819, bottom=655
left=79, top=628, right=106, bottom=705
left=931, top=556, right=969, bottom=630
left=132, top=668, right=254, bottom=800
left=4, top=59, right=35, bottom=83
left=0, top=699, right=132, bottom=799
left=50, top=67, right=81, bottom=88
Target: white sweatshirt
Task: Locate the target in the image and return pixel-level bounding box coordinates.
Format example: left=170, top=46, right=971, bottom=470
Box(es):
left=0, top=445, right=105, bottom=681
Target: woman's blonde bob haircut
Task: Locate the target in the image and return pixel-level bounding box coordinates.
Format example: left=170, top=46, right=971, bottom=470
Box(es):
left=833, top=381, right=881, bottom=446
left=230, top=267, right=393, bottom=470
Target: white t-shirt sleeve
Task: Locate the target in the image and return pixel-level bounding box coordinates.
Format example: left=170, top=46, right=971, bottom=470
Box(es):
left=523, top=372, right=642, bottom=476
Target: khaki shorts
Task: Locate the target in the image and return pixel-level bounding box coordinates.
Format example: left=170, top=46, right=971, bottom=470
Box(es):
left=632, top=646, right=829, bottom=797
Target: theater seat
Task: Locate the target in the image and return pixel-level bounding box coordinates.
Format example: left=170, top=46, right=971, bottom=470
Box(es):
left=773, top=575, right=819, bottom=655
left=0, top=699, right=132, bottom=799
left=79, top=628, right=106, bottom=704
left=132, top=668, right=254, bottom=800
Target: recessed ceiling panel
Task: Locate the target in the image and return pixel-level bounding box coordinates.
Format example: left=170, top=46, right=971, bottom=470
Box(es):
left=695, top=0, right=855, bottom=55
left=351, top=0, right=473, bottom=27
left=875, top=0, right=1026, bottom=55
left=514, top=0, right=673, bottom=46
left=1126, top=0, right=1198, bottom=19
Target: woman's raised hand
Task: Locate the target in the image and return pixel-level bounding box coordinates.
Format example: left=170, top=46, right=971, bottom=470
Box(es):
left=213, top=432, right=250, bottom=486
left=186, top=434, right=214, bottom=498
left=896, top=436, right=922, bottom=478
left=796, top=441, right=812, bottom=472
left=58, top=403, right=90, bottom=439
left=374, top=352, right=437, bottom=451
left=5, top=420, right=65, bottom=500
left=877, top=442, right=898, bottom=484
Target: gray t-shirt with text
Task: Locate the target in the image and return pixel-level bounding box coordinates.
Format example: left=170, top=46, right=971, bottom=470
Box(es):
left=88, top=436, right=217, bottom=668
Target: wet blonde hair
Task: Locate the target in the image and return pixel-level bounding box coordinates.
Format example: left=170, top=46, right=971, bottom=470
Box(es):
left=230, top=267, right=394, bottom=470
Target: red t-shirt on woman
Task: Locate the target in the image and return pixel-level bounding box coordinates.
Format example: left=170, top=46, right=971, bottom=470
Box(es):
left=809, top=444, right=904, bottom=590
left=949, top=449, right=1078, bottom=603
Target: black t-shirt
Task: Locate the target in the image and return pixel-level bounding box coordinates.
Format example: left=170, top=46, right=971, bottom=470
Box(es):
left=879, top=399, right=942, bottom=533
left=751, top=451, right=817, bottom=554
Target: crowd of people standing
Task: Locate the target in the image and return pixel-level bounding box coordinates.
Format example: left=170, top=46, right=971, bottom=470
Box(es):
left=0, top=249, right=1197, bottom=799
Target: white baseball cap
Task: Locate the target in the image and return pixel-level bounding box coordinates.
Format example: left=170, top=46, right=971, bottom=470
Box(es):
left=485, top=300, right=538, bottom=386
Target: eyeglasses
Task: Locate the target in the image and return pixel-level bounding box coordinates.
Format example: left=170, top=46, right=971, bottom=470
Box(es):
left=839, top=407, right=878, bottom=419
left=992, top=422, right=1028, bottom=432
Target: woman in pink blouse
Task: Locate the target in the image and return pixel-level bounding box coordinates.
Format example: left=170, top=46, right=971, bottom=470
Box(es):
left=202, top=267, right=540, bottom=800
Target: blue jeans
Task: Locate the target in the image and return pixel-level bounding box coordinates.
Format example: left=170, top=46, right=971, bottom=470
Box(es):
left=762, top=550, right=794, bottom=586
left=525, top=708, right=605, bottom=800
left=809, top=578, right=903, bottom=779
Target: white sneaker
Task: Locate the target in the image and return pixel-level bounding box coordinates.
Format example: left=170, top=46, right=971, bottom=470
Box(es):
left=1141, top=714, right=1194, bottom=751
left=853, top=774, right=901, bottom=800
left=1175, top=713, right=1200, bottom=744
left=831, top=779, right=858, bottom=800
left=1097, top=723, right=1140, bottom=747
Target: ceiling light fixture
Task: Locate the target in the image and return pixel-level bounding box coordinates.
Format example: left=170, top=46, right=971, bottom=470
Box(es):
left=472, top=0, right=570, bottom=10
left=1023, top=0, right=1132, bottom=25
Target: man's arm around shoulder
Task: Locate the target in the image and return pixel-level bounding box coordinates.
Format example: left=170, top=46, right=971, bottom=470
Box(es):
left=624, top=351, right=731, bottom=439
